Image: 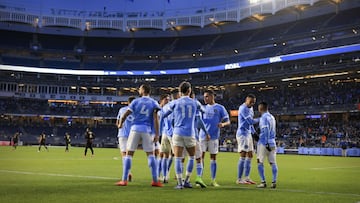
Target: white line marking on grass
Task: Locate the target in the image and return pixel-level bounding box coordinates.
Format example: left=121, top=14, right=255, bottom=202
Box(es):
left=0, top=170, right=118, bottom=180
left=310, top=166, right=360, bottom=170
left=222, top=186, right=360, bottom=197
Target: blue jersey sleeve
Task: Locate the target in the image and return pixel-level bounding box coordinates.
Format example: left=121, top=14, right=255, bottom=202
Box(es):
left=220, top=105, right=230, bottom=122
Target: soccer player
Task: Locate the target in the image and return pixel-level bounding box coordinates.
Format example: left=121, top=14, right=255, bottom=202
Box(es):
left=64, top=132, right=71, bottom=152
left=199, top=90, right=230, bottom=187
left=117, top=96, right=135, bottom=181
left=12, top=132, right=20, bottom=150
left=158, top=94, right=171, bottom=183
left=190, top=91, right=209, bottom=188
left=116, top=84, right=163, bottom=187
left=38, top=132, right=48, bottom=152
left=256, top=102, right=278, bottom=189
left=236, top=94, right=259, bottom=184
left=160, top=81, right=201, bottom=189
left=84, top=128, right=95, bottom=157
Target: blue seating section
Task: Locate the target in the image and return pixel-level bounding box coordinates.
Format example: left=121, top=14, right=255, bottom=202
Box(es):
left=298, top=147, right=360, bottom=157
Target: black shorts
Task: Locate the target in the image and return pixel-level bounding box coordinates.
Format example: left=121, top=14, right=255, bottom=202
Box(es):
left=86, top=142, right=93, bottom=148
left=40, top=141, right=46, bottom=145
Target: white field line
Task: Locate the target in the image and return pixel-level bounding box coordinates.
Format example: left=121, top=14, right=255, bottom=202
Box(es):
left=310, top=166, right=360, bottom=170
left=222, top=185, right=360, bottom=197
left=0, top=169, right=118, bottom=180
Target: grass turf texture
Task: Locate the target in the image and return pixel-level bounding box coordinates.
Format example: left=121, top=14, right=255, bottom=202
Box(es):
left=0, top=146, right=359, bottom=203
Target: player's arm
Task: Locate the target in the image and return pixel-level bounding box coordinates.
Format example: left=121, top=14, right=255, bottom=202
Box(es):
left=119, top=109, right=132, bottom=128
left=153, top=109, right=160, bottom=143
left=196, top=114, right=210, bottom=141
left=218, top=106, right=231, bottom=128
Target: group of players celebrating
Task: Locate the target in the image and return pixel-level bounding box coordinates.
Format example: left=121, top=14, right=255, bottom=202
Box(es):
left=115, top=81, right=278, bottom=189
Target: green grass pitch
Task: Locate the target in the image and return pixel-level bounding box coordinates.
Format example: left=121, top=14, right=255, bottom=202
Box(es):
left=1, top=146, right=359, bottom=203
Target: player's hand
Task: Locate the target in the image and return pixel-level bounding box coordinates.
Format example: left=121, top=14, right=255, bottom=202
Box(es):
left=153, top=135, right=159, bottom=143
left=206, top=134, right=211, bottom=141
left=217, top=123, right=224, bottom=128
left=118, top=122, right=123, bottom=129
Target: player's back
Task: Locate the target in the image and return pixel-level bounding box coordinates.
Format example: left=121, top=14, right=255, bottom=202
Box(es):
left=259, top=112, right=276, bottom=146
left=129, top=96, right=160, bottom=133
left=118, top=106, right=134, bottom=137
left=171, top=96, right=197, bottom=137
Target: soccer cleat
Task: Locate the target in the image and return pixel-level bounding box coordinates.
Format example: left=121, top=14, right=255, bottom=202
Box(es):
left=128, top=173, right=132, bottom=182
left=163, top=177, right=169, bottom=184
left=245, top=178, right=256, bottom=185
left=115, top=180, right=128, bottom=186
left=195, top=177, right=207, bottom=188
left=210, top=180, right=220, bottom=187
left=257, top=182, right=267, bottom=188
left=270, top=182, right=277, bottom=189
left=236, top=179, right=250, bottom=184
left=174, top=184, right=184, bottom=190
left=151, top=181, right=163, bottom=187
left=183, top=181, right=193, bottom=188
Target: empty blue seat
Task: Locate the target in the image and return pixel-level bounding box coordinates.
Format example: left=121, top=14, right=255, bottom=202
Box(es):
left=333, top=148, right=343, bottom=156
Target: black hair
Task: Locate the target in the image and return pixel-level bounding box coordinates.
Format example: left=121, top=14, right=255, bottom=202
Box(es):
left=160, top=94, right=169, bottom=101
left=204, top=89, right=216, bottom=96
left=141, top=84, right=151, bottom=94
left=247, top=93, right=256, bottom=99
left=128, top=96, right=136, bottom=103
left=259, top=102, right=268, bottom=110
left=179, top=81, right=191, bottom=94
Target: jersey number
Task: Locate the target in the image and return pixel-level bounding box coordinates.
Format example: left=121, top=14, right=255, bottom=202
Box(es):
left=180, top=105, right=192, bottom=118
left=140, top=105, right=150, bottom=117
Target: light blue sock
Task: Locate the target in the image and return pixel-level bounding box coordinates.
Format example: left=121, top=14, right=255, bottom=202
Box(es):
left=162, top=158, right=168, bottom=178
left=157, top=157, right=162, bottom=178
left=210, top=160, right=217, bottom=180
left=122, top=156, right=132, bottom=181
left=258, top=163, right=265, bottom=182
left=196, top=162, right=203, bottom=177
left=148, top=155, right=158, bottom=182
left=186, top=156, right=195, bottom=175
left=238, top=157, right=245, bottom=179
left=272, top=164, right=278, bottom=183
left=175, top=157, right=183, bottom=185
left=244, top=158, right=252, bottom=178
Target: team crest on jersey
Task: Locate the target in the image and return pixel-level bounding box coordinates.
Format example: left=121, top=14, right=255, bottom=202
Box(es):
left=244, top=145, right=248, bottom=149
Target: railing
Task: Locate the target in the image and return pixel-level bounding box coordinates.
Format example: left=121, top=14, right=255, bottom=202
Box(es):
left=0, top=0, right=319, bottom=31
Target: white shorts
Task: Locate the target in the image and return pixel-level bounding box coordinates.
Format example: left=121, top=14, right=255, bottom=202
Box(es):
left=127, top=130, right=154, bottom=152
left=173, top=134, right=196, bottom=148
left=160, top=135, right=172, bottom=153
left=257, top=144, right=277, bottom=164
left=154, top=141, right=160, bottom=151
left=200, top=139, right=219, bottom=154
left=237, top=136, right=254, bottom=152
left=118, top=137, right=128, bottom=153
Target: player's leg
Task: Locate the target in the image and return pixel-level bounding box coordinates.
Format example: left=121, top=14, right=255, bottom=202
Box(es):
left=160, top=136, right=170, bottom=183
left=154, top=141, right=162, bottom=179
left=84, top=144, right=88, bottom=156
left=142, top=133, right=162, bottom=187
left=268, top=148, right=278, bottom=188
left=173, top=134, right=185, bottom=189
left=167, top=136, right=174, bottom=177
left=116, top=131, right=140, bottom=186
left=195, top=140, right=207, bottom=188
left=118, top=137, right=132, bottom=182
left=244, top=136, right=255, bottom=184
left=183, top=136, right=196, bottom=188
left=200, top=140, right=208, bottom=176
left=236, top=136, right=247, bottom=184
left=256, top=144, right=266, bottom=188
left=209, top=139, right=220, bottom=187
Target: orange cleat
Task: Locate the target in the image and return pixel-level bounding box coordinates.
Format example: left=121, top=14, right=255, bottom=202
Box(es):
left=115, top=180, right=128, bottom=186
left=151, top=181, right=163, bottom=187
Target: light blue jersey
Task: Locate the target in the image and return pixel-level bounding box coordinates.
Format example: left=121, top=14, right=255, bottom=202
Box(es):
left=117, top=106, right=134, bottom=138
left=258, top=112, right=276, bottom=147
left=236, top=103, right=258, bottom=137
left=199, top=104, right=229, bottom=140
left=161, top=96, right=200, bottom=137
left=128, top=96, right=160, bottom=133
left=159, top=103, right=174, bottom=138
